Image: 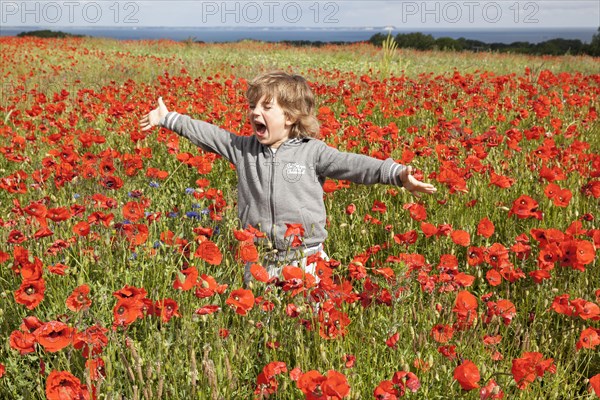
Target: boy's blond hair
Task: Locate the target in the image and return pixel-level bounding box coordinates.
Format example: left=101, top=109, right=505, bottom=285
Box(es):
left=247, top=71, right=320, bottom=139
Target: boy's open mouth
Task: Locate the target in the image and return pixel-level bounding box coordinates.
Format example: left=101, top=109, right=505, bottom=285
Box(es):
left=254, top=122, right=267, bottom=135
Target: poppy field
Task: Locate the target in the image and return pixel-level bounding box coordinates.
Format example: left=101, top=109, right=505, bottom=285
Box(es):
left=0, top=36, right=599, bottom=399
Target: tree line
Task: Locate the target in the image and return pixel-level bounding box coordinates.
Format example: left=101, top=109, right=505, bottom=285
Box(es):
left=369, top=29, right=600, bottom=57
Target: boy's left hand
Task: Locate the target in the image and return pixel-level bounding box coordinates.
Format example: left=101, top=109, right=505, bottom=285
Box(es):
left=400, top=166, right=437, bottom=197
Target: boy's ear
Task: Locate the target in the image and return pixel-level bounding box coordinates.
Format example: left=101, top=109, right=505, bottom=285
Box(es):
left=284, top=113, right=295, bottom=126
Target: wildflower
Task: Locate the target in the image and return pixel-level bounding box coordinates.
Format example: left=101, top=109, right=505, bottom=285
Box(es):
left=194, top=239, right=223, bottom=265
left=34, top=321, right=74, bottom=353
left=226, top=288, right=255, bottom=316
left=45, top=370, right=89, bottom=400
left=477, top=217, right=495, bottom=238
left=511, top=352, right=555, bottom=389
left=576, top=327, right=600, bottom=350
left=72, top=324, right=109, bottom=358
left=14, top=278, right=46, bottom=310
left=508, top=195, right=542, bottom=220
left=453, top=360, right=480, bottom=391
left=66, top=284, right=92, bottom=312
left=9, top=330, right=36, bottom=355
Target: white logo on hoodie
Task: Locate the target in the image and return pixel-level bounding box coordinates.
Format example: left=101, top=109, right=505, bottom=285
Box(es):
left=283, top=162, right=306, bottom=183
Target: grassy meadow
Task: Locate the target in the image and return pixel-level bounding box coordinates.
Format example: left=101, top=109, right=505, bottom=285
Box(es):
left=0, top=36, right=599, bottom=399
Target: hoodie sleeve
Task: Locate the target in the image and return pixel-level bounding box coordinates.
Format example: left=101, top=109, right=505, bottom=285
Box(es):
left=314, top=141, right=406, bottom=187
left=160, top=112, right=243, bottom=165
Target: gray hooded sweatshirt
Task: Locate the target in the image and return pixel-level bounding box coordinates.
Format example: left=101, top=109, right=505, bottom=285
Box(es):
left=161, top=112, right=406, bottom=252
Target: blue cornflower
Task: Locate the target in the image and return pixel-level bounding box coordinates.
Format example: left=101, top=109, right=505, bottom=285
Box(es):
left=186, top=211, right=201, bottom=219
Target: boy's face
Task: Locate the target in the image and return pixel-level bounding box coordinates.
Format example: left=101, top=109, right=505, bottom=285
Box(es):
left=249, top=95, right=293, bottom=149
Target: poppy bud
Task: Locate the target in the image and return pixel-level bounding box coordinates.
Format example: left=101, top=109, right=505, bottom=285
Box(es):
left=319, top=343, right=328, bottom=363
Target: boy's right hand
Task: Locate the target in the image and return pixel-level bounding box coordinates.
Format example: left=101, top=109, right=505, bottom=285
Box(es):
left=140, top=97, right=169, bottom=131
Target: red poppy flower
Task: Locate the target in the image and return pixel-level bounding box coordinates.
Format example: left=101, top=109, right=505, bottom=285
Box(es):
left=551, top=294, right=575, bottom=316
left=238, top=242, right=259, bottom=263
left=511, top=352, right=555, bottom=389
left=544, top=183, right=561, bottom=200
left=393, top=370, right=421, bottom=393
left=15, top=278, right=46, bottom=310
left=153, top=298, right=180, bottom=323
left=590, top=374, right=600, bottom=396
left=453, top=360, right=480, bottom=390
left=7, top=230, right=27, bottom=244
left=72, top=324, right=109, bottom=358
left=9, top=330, right=36, bottom=355
left=194, top=305, right=221, bottom=315
left=66, top=284, right=92, bottom=312
left=393, top=230, right=418, bottom=246
left=119, top=223, right=149, bottom=247
left=319, top=302, right=351, bottom=339
left=467, top=246, right=485, bottom=267
left=228, top=227, right=249, bottom=241
left=249, top=263, right=271, bottom=283
left=489, top=171, right=515, bottom=188
left=19, top=257, right=43, bottom=281
left=45, top=370, right=89, bottom=400
left=571, top=298, right=600, bottom=321
left=386, top=332, right=399, bottom=349
left=485, top=243, right=510, bottom=268
left=437, top=345, right=457, bottom=360
left=173, top=266, right=198, bottom=291
left=283, top=223, right=304, bottom=237
left=20, top=315, right=43, bottom=332
left=553, top=188, right=572, bottom=207
left=195, top=274, right=228, bottom=298
left=47, top=207, right=72, bottom=222
left=509, top=195, right=542, bottom=220
left=0, top=363, right=4, bottom=378
left=113, top=285, right=147, bottom=300
left=85, top=357, right=105, bottom=381
left=343, top=354, right=356, bottom=369
left=321, top=370, right=350, bottom=399
left=372, top=200, right=387, bottom=213
left=226, top=288, right=255, bottom=316
left=431, top=324, right=454, bottom=343
left=113, top=297, right=144, bottom=327
left=345, top=203, right=356, bottom=215
left=24, top=201, right=47, bottom=220
left=122, top=201, right=145, bottom=221
left=451, top=230, right=471, bottom=247
left=403, top=203, right=427, bottom=221
left=34, top=321, right=74, bottom=353
left=72, top=221, right=90, bottom=237
left=421, top=222, right=439, bottom=237
left=484, top=299, right=517, bottom=325
left=194, top=239, right=223, bottom=265
left=255, top=361, right=287, bottom=396
left=477, top=217, right=495, bottom=238
left=374, top=380, right=397, bottom=399
left=479, top=379, right=503, bottom=399
left=297, top=370, right=326, bottom=397
left=576, top=327, right=600, bottom=350
left=100, top=174, right=123, bottom=190
left=452, top=290, right=478, bottom=327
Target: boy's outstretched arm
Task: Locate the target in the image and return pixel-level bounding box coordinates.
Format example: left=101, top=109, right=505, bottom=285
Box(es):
left=140, top=97, right=169, bottom=131
left=399, top=166, right=437, bottom=197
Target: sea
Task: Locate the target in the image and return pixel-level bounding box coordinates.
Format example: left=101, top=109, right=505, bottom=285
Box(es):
left=0, top=26, right=596, bottom=44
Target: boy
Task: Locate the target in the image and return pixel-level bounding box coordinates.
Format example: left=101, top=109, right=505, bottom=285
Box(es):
left=140, top=71, right=436, bottom=284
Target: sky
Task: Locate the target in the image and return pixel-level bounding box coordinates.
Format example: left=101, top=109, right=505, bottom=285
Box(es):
left=1, top=0, right=599, bottom=30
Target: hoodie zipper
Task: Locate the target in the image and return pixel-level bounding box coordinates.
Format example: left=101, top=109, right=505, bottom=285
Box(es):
left=268, top=146, right=277, bottom=247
